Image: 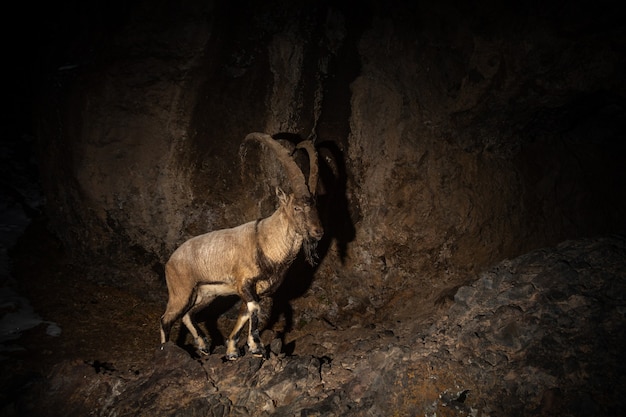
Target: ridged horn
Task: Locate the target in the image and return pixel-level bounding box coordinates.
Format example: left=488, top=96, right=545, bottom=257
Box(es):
left=295, top=140, right=318, bottom=196
left=242, top=132, right=310, bottom=198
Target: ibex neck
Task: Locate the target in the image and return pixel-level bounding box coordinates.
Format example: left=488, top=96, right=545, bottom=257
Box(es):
left=257, top=208, right=303, bottom=264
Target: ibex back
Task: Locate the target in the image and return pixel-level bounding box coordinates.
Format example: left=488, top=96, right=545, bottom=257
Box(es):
left=160, top=133, right=323, bottom=360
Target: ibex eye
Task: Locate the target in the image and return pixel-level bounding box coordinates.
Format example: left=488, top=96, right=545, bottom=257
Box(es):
left=294, top=206, right=303, bottom=212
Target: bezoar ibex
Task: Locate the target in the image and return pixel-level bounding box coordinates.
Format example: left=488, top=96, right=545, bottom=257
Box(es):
left=160, top=133, right=323, bottom=360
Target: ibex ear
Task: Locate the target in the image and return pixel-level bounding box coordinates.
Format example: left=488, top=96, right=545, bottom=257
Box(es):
left=275, top=187, right=288, bottom=204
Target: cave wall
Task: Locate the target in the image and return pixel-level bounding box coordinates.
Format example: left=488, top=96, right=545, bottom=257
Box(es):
left=36, top=0, right=626, bottom=319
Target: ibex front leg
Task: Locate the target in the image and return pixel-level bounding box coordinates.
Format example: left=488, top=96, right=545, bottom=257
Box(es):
left=225, top=283, right=265, bottom=360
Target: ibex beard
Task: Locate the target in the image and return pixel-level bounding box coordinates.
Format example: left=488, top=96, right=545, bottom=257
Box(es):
left=159, top=133, right=323, bottom=360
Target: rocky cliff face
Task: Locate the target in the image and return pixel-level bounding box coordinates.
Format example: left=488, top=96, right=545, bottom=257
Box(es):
left=4, top=0, right=626, bottom=415
left=36, top=0, right=626, bottom=317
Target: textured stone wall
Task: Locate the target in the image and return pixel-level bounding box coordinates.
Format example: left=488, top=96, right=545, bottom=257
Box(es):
left=37, top=0, right=626, bottom=319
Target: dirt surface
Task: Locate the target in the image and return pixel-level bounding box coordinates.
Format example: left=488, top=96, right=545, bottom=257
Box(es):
left=2, top=220, right=162, bottom=392
left=4, top=233, right=624, bottom=416
left=2, top=218, right=439, bottom=406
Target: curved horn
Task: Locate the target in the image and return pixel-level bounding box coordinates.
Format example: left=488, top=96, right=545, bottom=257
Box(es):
left=295, top=140, right=318, bottom=196
left=243, top=132, right=310, bottom=198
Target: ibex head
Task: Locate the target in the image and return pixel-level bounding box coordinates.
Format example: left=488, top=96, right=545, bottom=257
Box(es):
left=241, top=133, right=324, bottom=264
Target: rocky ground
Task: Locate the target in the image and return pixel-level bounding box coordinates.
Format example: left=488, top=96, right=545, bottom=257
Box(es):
left=2, top=232, right=624, bottom=416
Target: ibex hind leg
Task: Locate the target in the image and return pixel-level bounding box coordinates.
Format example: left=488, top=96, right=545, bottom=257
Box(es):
left=160, top=293, right=193, bottom=347
left=160, top=311, right=179, bottom=346
left=181, top=298, right=214, bottom=355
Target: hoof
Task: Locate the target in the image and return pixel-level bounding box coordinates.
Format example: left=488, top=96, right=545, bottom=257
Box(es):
left=249, top=346, right=267, bottom=359
left=195, top=337, right=210, bottom=355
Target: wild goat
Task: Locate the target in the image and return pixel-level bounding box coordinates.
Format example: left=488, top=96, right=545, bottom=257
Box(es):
left=160, top=133, right=323, bottom=360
